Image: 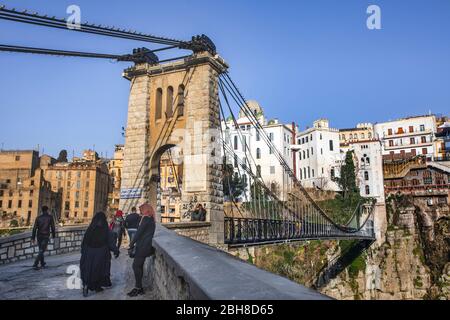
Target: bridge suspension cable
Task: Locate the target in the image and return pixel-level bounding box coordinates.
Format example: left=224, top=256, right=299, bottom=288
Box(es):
left=0, top=5, right=216, bottom=54
left=217, top=72, right=376, bottom=245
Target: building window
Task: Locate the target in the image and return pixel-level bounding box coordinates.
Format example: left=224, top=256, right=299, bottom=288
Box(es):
left=387, top=128, right=393, bottom=135
left=308, top=166, right=311, bottom=179
left=86, top=171, right=90, bottom=179
left=329, top=140, right=334, bottom=151
left=83, top=211, right=88, bottom=217
left=331, top=168, right=335, bottom=179
left=166, top=86, right=174, bottom=118
left=423, top=171, right=432, bottom=184
left=256, top=131, right=260, bottom=141
left=270, top=166, right=275, bottom=174
left=30, top=180, right=34, bottom=186
left=420, top=125, right=425, bottom=132
left=410, top=138, right=415, bottom=145
left=84, top=201, right=89, bottom=208
left=311, top=147, right=313, bottom=155
left=364, top=171, right=369, bottom=181
left=18, top=200, right=22, bottom=208
left=320, top=133, right=322, bottom=140
left=75, top=201, right=80, bottom=208
left=177, top=85, right=185, bottom=116
left=155, top=88, right=163, bottom=120
left=15, top=155, right=20, bottom=161
left=256, top=148, right=261, bottom=159
left=365, top=185, right=370, bottom=195
left=307, top=149, right=309, bottom=158
left=65, top=201, right=70, bottom=210
left=269, top=132, right=274, bottom=141
left=30, top=190, right=33, bottom=196
left=0, top=200, right=2, bottom=207
left=299, top=169, right=303, bottom=180
left=234, top=136, right=238, bottom=150
left=242, top=136, right=246, bottom=152
left=312, top=169, right=315, bottom=178
left=8, top=200, right=12, bottom=208
left=421, top=136, right=426, bottom=143
left=422, top=148, right=428, bottom=155
left=368, top=132, right=372, bottom=139
left=409, top=126, right=414, bottom=133
left=28, top=200, right=32, bottom=208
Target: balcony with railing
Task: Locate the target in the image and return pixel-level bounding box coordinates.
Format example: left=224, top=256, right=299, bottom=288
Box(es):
left=383, top=128, right=432, bottom=139
left=384, top=137, right=433, bottom=150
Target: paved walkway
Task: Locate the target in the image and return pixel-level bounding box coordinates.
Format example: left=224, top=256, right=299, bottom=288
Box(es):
left=0, top=249, right=155, bottom=300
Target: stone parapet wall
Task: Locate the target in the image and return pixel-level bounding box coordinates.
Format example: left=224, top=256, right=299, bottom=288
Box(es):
left=163, top=221, right=210, bottom=244
left=0, top=225, right=87, bottom=265
left=146, top=225, right=330, bottom=300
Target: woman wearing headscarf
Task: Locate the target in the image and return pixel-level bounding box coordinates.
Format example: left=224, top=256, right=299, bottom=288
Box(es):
left=80, top=212, right=120, bottom=297
left=127, top=203, right=156, bottom=297
left=110, top=210, right=126, bottom=249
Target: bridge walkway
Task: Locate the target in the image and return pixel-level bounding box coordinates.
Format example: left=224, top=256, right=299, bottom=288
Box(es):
left=0, top=248, right=155, bottom=300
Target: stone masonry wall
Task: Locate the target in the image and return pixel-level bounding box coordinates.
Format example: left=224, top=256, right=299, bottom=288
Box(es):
left=0, top=226, right=87, bottom=265
left=163, top=222, right=210, bottom=244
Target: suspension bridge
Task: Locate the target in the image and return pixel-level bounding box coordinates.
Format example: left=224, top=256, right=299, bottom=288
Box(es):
left=0, top=5, right=377, bottom=251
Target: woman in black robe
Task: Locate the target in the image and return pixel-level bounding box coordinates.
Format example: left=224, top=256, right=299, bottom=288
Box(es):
left=80, top=212, right=119, bottom=297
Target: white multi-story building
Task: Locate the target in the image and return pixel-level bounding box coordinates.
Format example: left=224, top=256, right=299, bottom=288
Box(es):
left=373, top=115, right=438, bottom=158
left=292, top=119, right=341, bottom=191
left=340, top=140, right=385, bottom=203
left=292, top=119, right=385, bottom=202
left=221, top=101, right=294, bottom=200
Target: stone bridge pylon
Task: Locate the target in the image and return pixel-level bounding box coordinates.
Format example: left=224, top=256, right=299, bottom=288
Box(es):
left=119, top=52, right=229, bottom=244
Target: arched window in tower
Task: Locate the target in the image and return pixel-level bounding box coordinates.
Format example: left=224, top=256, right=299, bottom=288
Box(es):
left=364, top=171, right=369, bottom=181
left=234, top=136, right=238, bottom=150
left=177, top=84, right=185, bottom=116
left=155, top=88, right=163, bottom=120
left=256, top=148, right=261, bottom=159
left=166, top=86, right=174, bottom=118
left=365, top=185, right=370, bottom=195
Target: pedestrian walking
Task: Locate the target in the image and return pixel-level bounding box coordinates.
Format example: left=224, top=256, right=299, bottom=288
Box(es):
left=80, top=212, right=120, bottom=297
left=31, top=205, right=56, bottom=270
left=125, top=206, right=141, bottom=242
left=110, top=210, right=126, bottom=249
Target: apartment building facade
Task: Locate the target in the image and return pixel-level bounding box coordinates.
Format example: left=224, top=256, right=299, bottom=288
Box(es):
left=0, top=150, right=60, bottom=226
left=373, top=115, right=438, bottom=159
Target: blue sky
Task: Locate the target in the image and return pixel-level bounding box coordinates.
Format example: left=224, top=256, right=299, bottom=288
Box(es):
left=0, top=0, right=449, bottom=157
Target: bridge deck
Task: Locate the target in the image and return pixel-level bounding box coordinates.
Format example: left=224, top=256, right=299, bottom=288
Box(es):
left=0, top=249, right=155, bottom=300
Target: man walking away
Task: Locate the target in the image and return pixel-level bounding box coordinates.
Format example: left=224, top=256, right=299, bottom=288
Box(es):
left=31, top=206, right=56, bottom=270
left=127, top=203, right=155, bottom=297
left=125, top=207, right=141, bottom=242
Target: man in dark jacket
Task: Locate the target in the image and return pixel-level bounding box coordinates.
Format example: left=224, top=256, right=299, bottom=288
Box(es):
left=127, top=203, right=155, bottom=297
left=31, top=206, right=56, bottom=270
left=191, top=203, right=206, bottom=222
left=125, top=207, right=141, bottom=242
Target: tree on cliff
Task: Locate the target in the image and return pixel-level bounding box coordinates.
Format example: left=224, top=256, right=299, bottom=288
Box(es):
left=334, top=150, right=359, bottom=199
left=222, top=163, right=247, bottom=201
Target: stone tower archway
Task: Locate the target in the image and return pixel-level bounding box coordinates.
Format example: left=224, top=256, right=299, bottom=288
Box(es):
left=119, top=52, right=228, bottom=244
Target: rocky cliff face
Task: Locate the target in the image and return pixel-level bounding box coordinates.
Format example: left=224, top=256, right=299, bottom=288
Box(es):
left=251, top=194, right=449, bottom=300
left=322, top=194, right=449, bottom=300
